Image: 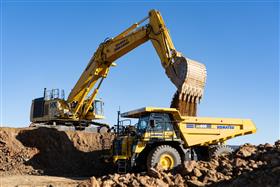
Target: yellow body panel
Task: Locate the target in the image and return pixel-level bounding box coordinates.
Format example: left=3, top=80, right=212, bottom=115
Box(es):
left=134, top=142, right=146, bottom=154
left=142, top=131, right=179, bottom=141
left=121, top=107, right=182, bottom=119
left=113, top=155, right=128, bottom=163
left=178, top=118, right=256, bottom=146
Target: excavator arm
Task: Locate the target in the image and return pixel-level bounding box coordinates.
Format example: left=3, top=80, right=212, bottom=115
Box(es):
left=67, top=9, right=207, bottom=120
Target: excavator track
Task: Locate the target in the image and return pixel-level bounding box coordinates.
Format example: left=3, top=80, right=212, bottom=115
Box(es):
left=167, top=56, right=207, bottom=116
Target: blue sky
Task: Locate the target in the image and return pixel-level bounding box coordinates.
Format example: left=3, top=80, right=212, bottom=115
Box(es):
left=1, top=1, right=279, bottom=145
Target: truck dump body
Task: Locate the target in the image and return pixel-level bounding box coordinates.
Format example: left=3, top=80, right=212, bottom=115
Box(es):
left=179, top=117, right=257, bottom=146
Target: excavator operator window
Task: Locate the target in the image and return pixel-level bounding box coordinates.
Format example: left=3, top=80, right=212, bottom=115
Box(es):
left=93, top=100, right=104, bottom=116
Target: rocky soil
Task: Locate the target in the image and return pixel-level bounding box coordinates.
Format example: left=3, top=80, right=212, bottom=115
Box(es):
left=89, top=141, right=280, bottom=187
left=0, top=127, right=279, bottom=187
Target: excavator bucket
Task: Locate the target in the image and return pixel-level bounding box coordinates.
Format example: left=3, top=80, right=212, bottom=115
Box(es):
left=166, top=56, right=207, bottom=116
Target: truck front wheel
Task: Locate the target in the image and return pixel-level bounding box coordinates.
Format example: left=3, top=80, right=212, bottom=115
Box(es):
left=147, top=145, right=181, bottom=170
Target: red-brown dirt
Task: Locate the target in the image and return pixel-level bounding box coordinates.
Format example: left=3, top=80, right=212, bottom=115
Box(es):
left=0, top=127, right=279, bottom=187
left=0, top=127, right=114, bottom=177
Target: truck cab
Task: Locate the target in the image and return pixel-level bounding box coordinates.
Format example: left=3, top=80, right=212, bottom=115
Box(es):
left=113, top=107, right=188, bottom=172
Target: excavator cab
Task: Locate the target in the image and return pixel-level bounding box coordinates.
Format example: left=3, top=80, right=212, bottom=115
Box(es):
left=30, top=88, right=105, bottom=127
left=92, top=99, right=105, bottom=119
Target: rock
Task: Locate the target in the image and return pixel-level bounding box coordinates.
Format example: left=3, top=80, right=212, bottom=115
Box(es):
left=174, top=174, right=184, bottom=187
left=198, top=166, right=209, bottom=175
left=77, top=183, right=90, bottom=187
left=155, top=178, right=168, bottom=187
left=154, top=163, right=164, bottom=172
left=275, top=140, right=280, bottom=148
left=191, top=176, right=198, bottom=181
left=251, top=163, right=258, bottom=168
left=216, top=172, right=225, bottom=180
left=101, top=179, right=114, bottom=187
left=235, top=158, right=247, bottom=167
left=203, top=170, right=218, bottom=183
left=112, top=173, right=120, bottom=182
left=139, top=176, right=150, bottom=187
left=183, top=160, right=197, bottom=173
left=147, top=167, right=162, bottom=179
left=131, top=179, right=140, bottom=187
left=91, top=176, right=100, bottom=187
left=193, top=168, right=202, bottom=177
left=264, top=143, right=273, bottom=149
left=210, top=159, right=219, bottom=167
left=237, top=144, right=257, bottom=158
left=162, top=172, right=173, bottom=186
left=187, top=179, right=205, bottom=187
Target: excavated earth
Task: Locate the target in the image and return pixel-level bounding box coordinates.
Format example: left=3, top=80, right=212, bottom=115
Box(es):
left=0, top=127, right=280, bottom=187
left=0, top=127, right=114, bottom=177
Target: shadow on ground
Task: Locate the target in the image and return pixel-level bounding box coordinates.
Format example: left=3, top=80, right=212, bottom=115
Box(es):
left=16, top=127, right=114, bottom=177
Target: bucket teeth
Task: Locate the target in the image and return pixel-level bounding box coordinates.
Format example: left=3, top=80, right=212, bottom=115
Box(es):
left=167, top=56, right=207, bottom=116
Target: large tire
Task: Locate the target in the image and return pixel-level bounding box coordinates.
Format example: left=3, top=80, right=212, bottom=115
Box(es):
left=147, top=145, right=181, bottom=170
left=211, top=145, right=233, bottom=157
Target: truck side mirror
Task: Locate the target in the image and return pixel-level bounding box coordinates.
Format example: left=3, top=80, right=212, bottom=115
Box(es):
left=150, top=119, right=155, bottom=128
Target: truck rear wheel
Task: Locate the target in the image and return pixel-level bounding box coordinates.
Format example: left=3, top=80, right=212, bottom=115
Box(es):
left=211, top=145, right=233, bottom=157
left=147, top=145, right=181, bottom=170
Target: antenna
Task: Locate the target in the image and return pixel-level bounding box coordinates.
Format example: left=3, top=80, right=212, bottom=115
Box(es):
left=117, top=106, right=121, bottom=135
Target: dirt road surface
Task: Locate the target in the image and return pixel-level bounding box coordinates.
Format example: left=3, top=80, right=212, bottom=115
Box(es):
left=0, top=175, right=89, bottom=187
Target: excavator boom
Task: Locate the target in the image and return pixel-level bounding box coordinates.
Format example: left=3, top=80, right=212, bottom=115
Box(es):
left=30, top=9, right=207, bottom=128
left=67, top=9, right=207, bottom=119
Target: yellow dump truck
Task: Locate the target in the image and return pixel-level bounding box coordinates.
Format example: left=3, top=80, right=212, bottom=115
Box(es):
left=112, top=107, right=256, bottom=172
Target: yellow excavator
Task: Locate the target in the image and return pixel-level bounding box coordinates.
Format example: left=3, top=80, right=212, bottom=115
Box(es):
left=30, top=9, right=206, bottom=129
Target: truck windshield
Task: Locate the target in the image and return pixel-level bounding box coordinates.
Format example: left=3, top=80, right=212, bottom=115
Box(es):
left=137, top=116, right=149, bottom=133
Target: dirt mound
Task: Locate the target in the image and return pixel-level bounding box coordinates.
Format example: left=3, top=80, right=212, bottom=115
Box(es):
left=0, top=127, right=114, bottom=177
left=170, top=91, right=197, bottom=116
left=1, top=127, right=279, bottom=186
left=89, top=141, right=280, bottom=187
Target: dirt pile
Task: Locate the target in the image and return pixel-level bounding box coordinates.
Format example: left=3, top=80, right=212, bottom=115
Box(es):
left=170, top=91, right=197, bottom=116
left=1, top=127, right=279, bottom=186
left=89, top=141, right=280, bottom=187
left=176, top=141, right=280, bottom=186
left=0, top=127, right=114, bottom=177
